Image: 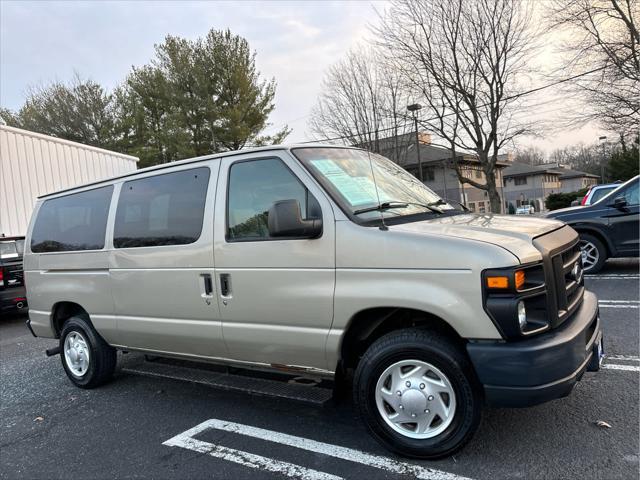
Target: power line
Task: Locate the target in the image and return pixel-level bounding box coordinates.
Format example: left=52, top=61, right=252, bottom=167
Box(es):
left=302, top=64, right=609, bottom=144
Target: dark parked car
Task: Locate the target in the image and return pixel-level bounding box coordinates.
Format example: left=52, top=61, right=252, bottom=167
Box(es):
left=546, top=175, right=639, bottom=273
left=0, top=236, right=28, bottom=316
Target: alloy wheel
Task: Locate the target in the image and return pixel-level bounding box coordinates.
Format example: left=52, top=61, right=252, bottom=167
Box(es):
left=579, top=240, right=599, bottom=272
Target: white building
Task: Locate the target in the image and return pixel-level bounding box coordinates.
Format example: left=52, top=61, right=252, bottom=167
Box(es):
left=0, top=125, right=138, bottom=237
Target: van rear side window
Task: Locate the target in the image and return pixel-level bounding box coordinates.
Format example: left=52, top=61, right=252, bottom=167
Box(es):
left=31, top=186, right=113, bottom=253
left=113, top=167, right=210, bottom=248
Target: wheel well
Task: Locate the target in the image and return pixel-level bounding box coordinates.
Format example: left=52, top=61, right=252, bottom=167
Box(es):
left=51, top=302, right=90, bottom=338
left=340, top=307, right=465, bottom=371
left=573, top=227, right=612, bottom=257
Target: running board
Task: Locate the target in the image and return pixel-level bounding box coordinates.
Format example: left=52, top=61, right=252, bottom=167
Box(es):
left=120, top=354, right=334, bottom=407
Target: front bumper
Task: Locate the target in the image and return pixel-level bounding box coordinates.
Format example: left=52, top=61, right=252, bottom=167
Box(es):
left=0, top=286, right=28, bottom=313
left=467, top=291, right=601, bottom=407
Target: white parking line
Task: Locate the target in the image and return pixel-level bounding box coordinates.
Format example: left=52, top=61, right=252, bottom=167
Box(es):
left=599, top=300, right=640, bottom=303
left=599, top=305, right=639, bottom=309
left=598, top=300, right=639, bottom=309
left=606, top=355, right=640, bottom=362
left=586, top=275, right=639, bottom=279
left=164, top=435, right=342, bottom=480
left=164, top=419, right=473, bottom=480
left=603, top=354, right=640, bottom=372
left=602, top=364, right=640, bottom=372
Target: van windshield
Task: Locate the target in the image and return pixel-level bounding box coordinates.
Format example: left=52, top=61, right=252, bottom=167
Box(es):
left=293, top=147, right=455, bottom=223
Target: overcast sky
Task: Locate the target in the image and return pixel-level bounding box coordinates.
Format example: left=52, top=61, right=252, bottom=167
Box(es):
left=1, top=0, right=606, bottom=154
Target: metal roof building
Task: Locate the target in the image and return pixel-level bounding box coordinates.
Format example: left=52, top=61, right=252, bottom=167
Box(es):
left=0, top=125, right=139, bottom=237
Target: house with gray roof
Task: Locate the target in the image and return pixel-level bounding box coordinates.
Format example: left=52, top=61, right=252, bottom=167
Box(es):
left=502, top=162, right=599, bottom=212
left=362, top=133, right=511, bottom=213
left=553, top=168, right=600, bottom=192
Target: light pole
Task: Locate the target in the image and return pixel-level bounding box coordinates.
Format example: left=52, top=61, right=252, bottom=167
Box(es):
left=598, top=135, right=607, bottom=183
left=407, top=103, right=423, bottom=182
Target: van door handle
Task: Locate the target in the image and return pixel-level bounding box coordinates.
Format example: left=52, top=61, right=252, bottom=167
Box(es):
left=202, top=274, right=213, bottom=296
left=220, top=273, right=231, bottom=297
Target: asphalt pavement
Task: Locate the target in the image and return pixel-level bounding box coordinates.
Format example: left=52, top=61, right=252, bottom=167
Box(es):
left=1, top=259, right=638, bottom=480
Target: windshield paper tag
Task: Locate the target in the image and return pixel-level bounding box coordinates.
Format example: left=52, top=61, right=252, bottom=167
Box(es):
left=310, top=159, right=388, bottom=206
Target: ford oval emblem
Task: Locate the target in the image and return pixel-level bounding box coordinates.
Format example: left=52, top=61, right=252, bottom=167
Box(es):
left=572, top=262, right=583, bottom=283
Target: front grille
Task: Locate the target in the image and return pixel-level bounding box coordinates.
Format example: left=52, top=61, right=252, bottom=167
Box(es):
left=552, top=243, right=584, bottom=324
left=533, top=227, right=585, bottom=329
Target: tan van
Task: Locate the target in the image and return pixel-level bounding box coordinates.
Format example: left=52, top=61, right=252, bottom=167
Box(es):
left=24, top=145, right=603, bottom=458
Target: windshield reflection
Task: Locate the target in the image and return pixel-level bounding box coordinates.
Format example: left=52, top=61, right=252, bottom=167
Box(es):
left=294, top=147, right=455, bottom=221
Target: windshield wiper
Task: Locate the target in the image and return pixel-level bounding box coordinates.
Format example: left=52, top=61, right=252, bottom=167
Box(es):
left=353, top=201, right=442, bottom=215
left=353, top=201, right=409, bottom=215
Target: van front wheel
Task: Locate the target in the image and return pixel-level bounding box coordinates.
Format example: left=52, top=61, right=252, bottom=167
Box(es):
left=354, top=329, right=481, bottom=459
left=60, top=316, right=116, bottom=389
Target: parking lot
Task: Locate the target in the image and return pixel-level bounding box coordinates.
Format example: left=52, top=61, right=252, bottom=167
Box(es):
left=1, top=259, right=638, bottom=480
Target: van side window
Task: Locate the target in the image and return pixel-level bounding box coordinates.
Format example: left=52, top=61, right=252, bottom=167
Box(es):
left=31, top=186, right=113, bottom=253
left=114, top=167, right=210, bottom=248
left=227, top=158, right=320, bottom=241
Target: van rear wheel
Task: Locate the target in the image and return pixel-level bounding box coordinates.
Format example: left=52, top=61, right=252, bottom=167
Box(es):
left=354, top=329, right=481, bottom=459
left=60, top=316, right=116, bottom=389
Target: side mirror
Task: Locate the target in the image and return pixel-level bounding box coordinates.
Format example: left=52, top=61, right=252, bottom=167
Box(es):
left=611, top=196, right=628, bottom=209
left=268, top=199, right=322, bottom=238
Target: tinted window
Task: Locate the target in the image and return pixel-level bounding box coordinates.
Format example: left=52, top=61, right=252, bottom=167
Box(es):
left=31, top=186, right=113, bottom=253
left=590, top=186, right=615, bottom=204
left=227, top=159, right=320, bottom=241
left=620, top=179, right=639, bottom=205
left=114, top=167, right=210, bottom=248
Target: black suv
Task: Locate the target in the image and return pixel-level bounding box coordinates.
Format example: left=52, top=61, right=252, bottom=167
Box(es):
left=0, top=236, right=28, bottom=316
left=546, top=175, right=639, bottom=273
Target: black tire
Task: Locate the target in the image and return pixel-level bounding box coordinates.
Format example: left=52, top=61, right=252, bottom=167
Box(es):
left=354, top=329, right=482, bottom=459
left=578, top=233, right=607, bottom=274
left=60, top=316, right=116, bottom=389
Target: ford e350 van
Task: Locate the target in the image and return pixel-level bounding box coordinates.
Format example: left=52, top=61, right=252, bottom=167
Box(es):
left=24, top=145, right=603, bottom=458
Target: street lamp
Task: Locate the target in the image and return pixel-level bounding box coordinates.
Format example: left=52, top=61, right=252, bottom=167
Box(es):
left=598, top=135, right=607, bottom=183
left=407, top=103, right=423, bottom=181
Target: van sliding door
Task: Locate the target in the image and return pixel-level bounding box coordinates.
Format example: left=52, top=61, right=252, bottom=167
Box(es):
left=109, top=162, right=225, bottom=357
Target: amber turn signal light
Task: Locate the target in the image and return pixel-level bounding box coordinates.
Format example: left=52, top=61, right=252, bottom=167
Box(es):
left=515, top=270, right=525, bottom=290
left=486, top=276, right=509, bottom=289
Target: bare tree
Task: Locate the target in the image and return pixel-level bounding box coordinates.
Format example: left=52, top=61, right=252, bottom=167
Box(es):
left=515, top=145, right=547, bottom=165
left=548, top=0, right=639, bottom=137
left=376, top=0, right=537, bottom=213
left=309, top=46, right=412, bottom=163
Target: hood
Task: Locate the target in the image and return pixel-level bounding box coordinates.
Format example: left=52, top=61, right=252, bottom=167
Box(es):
left=544, top=205, right=586, bottom=218
left=391, top=213, right=565, bottom=263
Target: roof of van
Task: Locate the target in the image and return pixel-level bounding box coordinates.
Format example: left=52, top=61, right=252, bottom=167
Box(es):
left=37, top=143, right=359, bottom=199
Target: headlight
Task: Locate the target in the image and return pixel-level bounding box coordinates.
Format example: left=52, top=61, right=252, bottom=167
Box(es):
left=517, top=301, right=527, bottom=330
left=482, top=263, right=548, bottom=339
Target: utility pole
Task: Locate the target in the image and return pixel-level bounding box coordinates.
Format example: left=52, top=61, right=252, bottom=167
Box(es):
left=407, top=104, right=423, bottom=182
left=598, top=136, right=607, bottom=183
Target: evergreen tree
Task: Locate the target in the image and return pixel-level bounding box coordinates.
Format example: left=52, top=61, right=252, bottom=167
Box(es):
left=2, top=29, right=289, bottom=167
left=607, top=135, right=640, bottom=181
